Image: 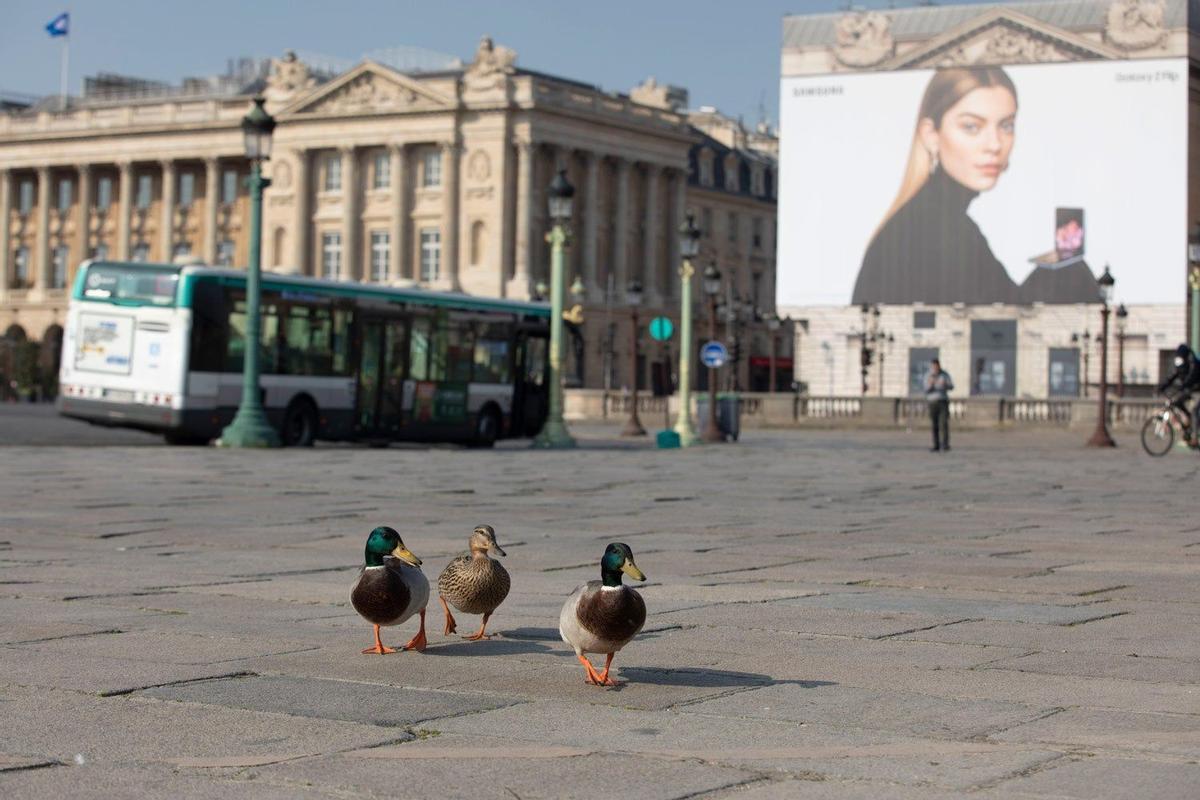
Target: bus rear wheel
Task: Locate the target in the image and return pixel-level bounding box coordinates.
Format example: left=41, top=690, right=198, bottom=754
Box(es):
left=281, top=399, right=318, bottom=447
left=472, top=407, right=500, bottom=448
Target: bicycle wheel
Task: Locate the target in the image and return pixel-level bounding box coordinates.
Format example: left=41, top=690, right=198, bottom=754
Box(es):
left=1141, top=414, right=1175, bottom=457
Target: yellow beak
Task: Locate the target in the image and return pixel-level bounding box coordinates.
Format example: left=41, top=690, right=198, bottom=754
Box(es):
left=392, top=546, right=422, bottom=567
left=620, top=561, right=646, bottom=581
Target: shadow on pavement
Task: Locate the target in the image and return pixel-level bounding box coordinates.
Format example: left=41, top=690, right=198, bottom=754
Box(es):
left=619, top=667, right=834, bottom=689
left=423, top=636, right=556, bottom=657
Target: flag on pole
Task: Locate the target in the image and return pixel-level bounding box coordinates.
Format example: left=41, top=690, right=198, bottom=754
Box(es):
left=46, top=13, right=70, bottom=38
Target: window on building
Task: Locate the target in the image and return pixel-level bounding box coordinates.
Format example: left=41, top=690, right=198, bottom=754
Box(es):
left=18, top=179, right=34, bottom=215
left=697, top=150, right=714, bottom=188
left=1048, top=348, right=1081, bottom=397
left=701, top=207, right=713, bottom=239
left=913, top=310, right=936, bottom=329
left=136, top=174, right=153, bottom=209
left=51, top=245, right=69, bottom=288
left=91, top=244, right=109, bottom=261
left=323, top=154, right=342, bottom=192
left=727, top=211, right=738, bottom=242
left=216, top=240, right=235, bottom=267
left=372, top=152, right=391, bottom=190
left=222, top=169, right=239, bottom=204
left=173, top=242, right=192, bottom=259
left=178, top=172, right=195, bottom=209
left=370, top=231, right=390, bottom=282
left=725, top=158, right=740, bottom=192
left=422, top=151, right=442, bottom=187
left=132, top=242, right=150, bottom=262
left=322, top=232, right=343, bottom=278
left=419, top=227, right=441, bottom=281
left=752, top=217, right=763, bottom=249
left=57, top=178, right=73, bottom=211
left=12, top=247, right=30, bottom=288
left=96, top=176, right=113, bottom=212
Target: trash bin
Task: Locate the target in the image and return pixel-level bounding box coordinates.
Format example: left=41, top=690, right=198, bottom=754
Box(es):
left=697, top=393, right=741, bottom=442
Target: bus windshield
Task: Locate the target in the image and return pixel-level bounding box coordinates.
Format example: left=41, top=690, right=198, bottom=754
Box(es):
left=80, top=263, right=180, bottom=306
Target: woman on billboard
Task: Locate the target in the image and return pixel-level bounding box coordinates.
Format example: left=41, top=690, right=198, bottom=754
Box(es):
left=852, top=66, right=1020, bottom=305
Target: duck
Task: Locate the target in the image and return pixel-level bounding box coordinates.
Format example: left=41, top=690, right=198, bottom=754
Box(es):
left=437, top=524, right=510, bottom=640
left=350, top=526, right=429, bottom=655
left=558, top=542, right=647, bottom=686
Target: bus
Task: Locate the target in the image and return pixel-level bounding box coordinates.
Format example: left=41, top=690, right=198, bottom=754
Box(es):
left=57, top=260, right=550, bottom=447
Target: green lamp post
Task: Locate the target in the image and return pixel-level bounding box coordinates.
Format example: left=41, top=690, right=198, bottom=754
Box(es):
left=218, top=97, right=281, bottom=448
left=1189, top=226, right=1200, bottom=351
left=1087, top=265, right=1116, bottom=448
left=673, top=212, right=701, bottom=446
left=532, top=169, right=577, bottom=449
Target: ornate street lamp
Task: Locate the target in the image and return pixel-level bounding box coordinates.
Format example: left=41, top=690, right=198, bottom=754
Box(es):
left=219, top=97, right=280, bottom=448
left=1115, top=303, right=1128, bottom=398
left=621, top=279, right=646, bottom=437
left=1087, top=265, right=1116, bottom=448
left=701, top=263, right=723, bottom=443
left=532, top=169, right=577, bottom=448
left=673, top=212, right=701, bottom=446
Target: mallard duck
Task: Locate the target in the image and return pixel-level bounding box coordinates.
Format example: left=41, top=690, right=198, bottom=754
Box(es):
left=350, top=526, right=429, bottom=655
left=558, top=542, right=646, bottom=686
left=437, top=524, right=510, bottom=640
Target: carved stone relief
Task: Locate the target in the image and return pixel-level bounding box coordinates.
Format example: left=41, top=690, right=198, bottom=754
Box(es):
left=924, top=23, right=1070, bottom=67
left=833, top=11, right=894, bottom=68
left=1105, top=0, right=1167, bottom=50
left=265, top=51, right=316, bottom=104
left=271, top=161, right=292, bottom=190
left=463, top=35, right=517, bottom=96
left=466, top=150, right=491, bottom=183
left=306, top=73, right=421, bottom=115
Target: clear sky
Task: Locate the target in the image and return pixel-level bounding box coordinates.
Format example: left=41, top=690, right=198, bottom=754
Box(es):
left=2, top=0, right=997, bottom=125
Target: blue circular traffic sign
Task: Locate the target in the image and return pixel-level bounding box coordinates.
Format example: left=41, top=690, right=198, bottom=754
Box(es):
left=700, top=341, right=728, bottom=368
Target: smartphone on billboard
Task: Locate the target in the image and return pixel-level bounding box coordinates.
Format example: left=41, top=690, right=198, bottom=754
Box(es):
left=1054, top=208, right=1084, bottom=263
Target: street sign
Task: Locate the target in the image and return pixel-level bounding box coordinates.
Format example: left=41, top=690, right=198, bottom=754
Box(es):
left=700, top=341, right=728, bottom=368
left=649, top=316, right=674, bottom=342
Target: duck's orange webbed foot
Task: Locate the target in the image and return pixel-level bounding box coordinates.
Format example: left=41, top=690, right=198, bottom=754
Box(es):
left=362, top=625, right=397, bottom=655
left=439, top=596, right=457, bottom=636
left=403, top=608, right=428, bottom=652
left=463, top=612, right=492, bottom=641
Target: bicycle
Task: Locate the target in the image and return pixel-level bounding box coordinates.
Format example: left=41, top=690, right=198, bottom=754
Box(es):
left=1140, top=393, right=1197, bottom=456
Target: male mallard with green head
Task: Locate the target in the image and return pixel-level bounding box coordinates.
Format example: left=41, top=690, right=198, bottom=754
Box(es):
left=437, top=524, right=510, bottom=640
left=558, top=542, right=646, bottom=686
left=350, top=526, right=429, bottom=655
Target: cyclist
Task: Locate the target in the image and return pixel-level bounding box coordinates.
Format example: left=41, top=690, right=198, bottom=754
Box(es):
left=1158, top=343, right=1200, bottom=446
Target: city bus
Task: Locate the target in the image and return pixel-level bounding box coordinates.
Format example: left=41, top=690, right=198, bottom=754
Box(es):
left=58, top=260, right=550, bottom=447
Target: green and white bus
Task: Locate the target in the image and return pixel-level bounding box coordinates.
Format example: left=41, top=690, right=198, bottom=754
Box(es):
left=58, top=260, right=550, bottom=446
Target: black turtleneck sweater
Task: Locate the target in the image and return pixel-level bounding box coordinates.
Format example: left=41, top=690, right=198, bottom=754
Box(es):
left=852, top=170, right=1019, bottom=305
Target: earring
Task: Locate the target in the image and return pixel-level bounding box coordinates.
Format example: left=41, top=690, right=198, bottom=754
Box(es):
left=929, top=151, right=939, bottom=174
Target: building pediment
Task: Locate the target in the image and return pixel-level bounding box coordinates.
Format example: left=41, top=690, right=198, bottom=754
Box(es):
left=280, top=61, right=454, bottom=117
left=883, top=8, right=1121, bottom=70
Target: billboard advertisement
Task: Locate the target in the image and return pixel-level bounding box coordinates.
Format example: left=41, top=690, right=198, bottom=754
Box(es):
left=777, top=58, right=1187, bottom=307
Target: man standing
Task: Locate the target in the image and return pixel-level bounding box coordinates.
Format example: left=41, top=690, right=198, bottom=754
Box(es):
left=924, top=358, right=953, bottom=452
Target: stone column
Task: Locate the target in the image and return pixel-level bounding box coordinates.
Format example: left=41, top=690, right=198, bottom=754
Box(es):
left=291, top=149, right=309, bottom=275
left=340, top=146, right=358, bottom=280
left=117, top=161, right=132, bottom=260
left=35, top=167, right=51, bottom=293
left=441, top=140, right=460, bottom=290
left=204, top=157, right=220, bottom=264
left=508, top=140, right=534, bottom=297
left=0, top=169, right=10, bottom=302
left=613, top=157, right=630, bottom=298
left=76, top=164, right=92, bottom=272
left=667, top=168, right=685, bottom=302
left=642, top=163, right=660, bottom=305
left=582, top=151, right=600, bottom=294
left=389, top=143, right=408, bottom=281
left=159, top=160, right=175, bottom=261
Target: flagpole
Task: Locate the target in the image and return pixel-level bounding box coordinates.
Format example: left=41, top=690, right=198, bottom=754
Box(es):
left=59, top=30, right=69, bottom=112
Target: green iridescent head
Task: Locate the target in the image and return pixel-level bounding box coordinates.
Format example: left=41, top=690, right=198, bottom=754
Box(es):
left=364, top=526, right=421, bottom=568
left=600, top=542, right=646, bottom=587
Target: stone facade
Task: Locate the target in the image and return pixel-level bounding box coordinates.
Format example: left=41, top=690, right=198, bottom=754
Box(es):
left=0, top=40, right=779, bottom=392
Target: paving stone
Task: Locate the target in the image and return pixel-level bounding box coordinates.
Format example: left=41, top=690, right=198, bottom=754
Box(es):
left=982, top=650, right=1200, bottom=684
left=141, top=674, right=523, bottom=726
left=990, top=756, right=1200, bottom=798
left=0, top=764, right=341, bottom=799
left=992, top=708, right=1200, bottom=758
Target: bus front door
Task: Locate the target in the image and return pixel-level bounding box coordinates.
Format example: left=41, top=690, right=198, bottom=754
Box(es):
left=512, top=330, right=549, bottom=437
left=355, top=316, right=407, bottom=438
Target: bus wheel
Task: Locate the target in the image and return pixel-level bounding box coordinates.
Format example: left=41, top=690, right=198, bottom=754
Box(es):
left=472, top=407, right=500, bottom=448
left=282, top=399, right=318, bottom=447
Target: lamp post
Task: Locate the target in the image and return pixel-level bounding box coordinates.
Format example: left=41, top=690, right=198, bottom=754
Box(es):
left=1073, top=330, right=1091, bottom=397
left=621, top=279, right=646, bottom=436
left=673, top=213, right=701, bottom=446
left=532, top=169, right=576, bottom=449
left=1189, top=226, right=1200, bottom=351
left=219, top=97, right=281, bottom=448
left=1087, top=266, right=1116, bottom=448
left=701, top=263, right=723, bottom=443
left=764, top=311, right=781, bottom=394
left=1115, top=303, right=1128, bottom=398
left=878, top=333, right=894, bottom=397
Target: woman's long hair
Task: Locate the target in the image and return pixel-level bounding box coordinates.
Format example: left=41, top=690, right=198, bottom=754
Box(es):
left=873, top=66, right=1018, bottom=238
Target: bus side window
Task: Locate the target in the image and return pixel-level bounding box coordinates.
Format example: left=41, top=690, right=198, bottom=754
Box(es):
left=189, top=281, right=228, bottom=372
left=473, top=323, right=510, bottom=384
left=448, top=320, right=474, bottom=383
left=224, top=289, right=280, bottom=374
left=283, top=304, right=333, bottom=376
left=331, top=307, right=354, bottom=376
left=409, top=316, right=430, bottom=381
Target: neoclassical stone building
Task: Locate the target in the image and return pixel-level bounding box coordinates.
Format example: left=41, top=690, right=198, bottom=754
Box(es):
left=0, top=38, right=782, bottom=391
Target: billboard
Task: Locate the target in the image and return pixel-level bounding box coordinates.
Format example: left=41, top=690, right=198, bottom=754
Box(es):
left=777, top=58, right=1187, bottom=306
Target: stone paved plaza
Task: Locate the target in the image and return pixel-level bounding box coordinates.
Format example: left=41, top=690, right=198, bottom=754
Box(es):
left=2, top=420, right=1199, bottom=798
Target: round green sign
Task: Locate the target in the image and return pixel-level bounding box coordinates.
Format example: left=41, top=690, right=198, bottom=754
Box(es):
left=648, top=316, right=674, bottom=342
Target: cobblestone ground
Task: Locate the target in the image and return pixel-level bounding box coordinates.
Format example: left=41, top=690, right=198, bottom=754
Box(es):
left=2, top=422, right=1199, bottom=798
